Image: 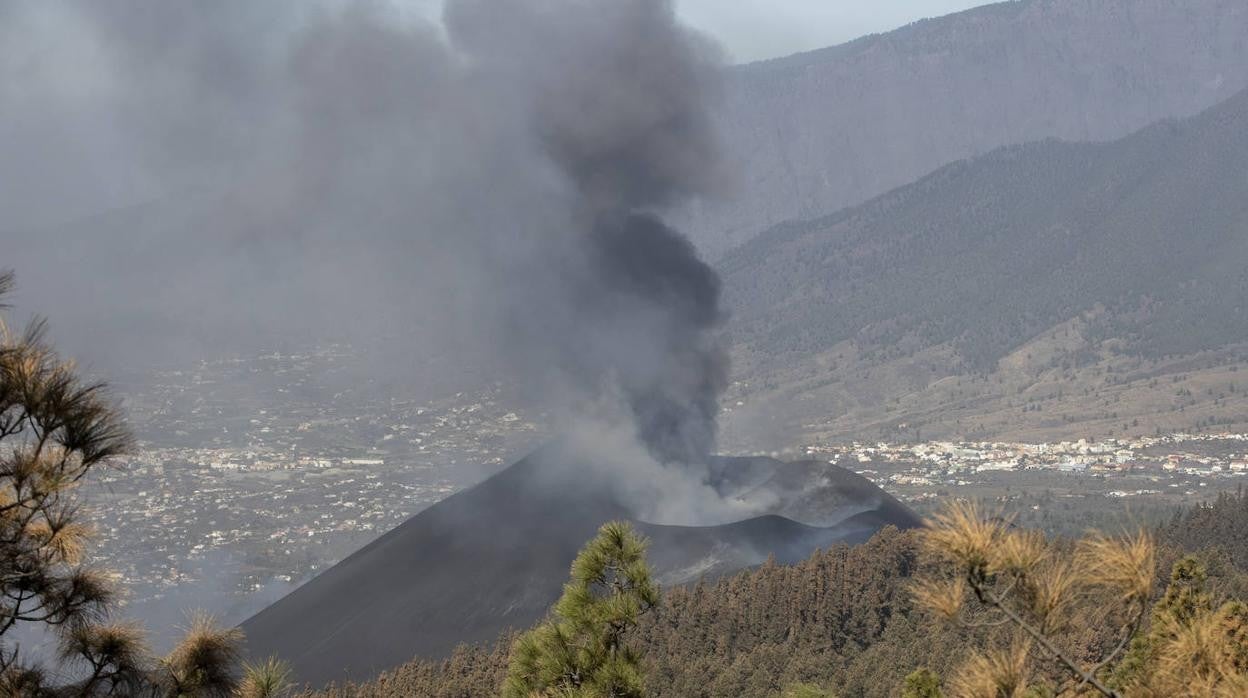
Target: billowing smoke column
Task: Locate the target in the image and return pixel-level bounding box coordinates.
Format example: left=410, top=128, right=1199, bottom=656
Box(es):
left=0, top=1, right=728, bottom=468
left=580, top=213, right=727, bottom=464
left=443, top=0, right=729, bottom=465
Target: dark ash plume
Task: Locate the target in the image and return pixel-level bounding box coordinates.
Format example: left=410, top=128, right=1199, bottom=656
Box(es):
left=1, top=0, right=729, bottom=468
left=582, top=212, right=727, bottom=464
left=445, top=0, right=730, bottom=464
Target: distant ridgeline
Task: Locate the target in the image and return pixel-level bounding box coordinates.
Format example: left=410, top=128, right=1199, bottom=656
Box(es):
left=722, top=86, right=1248, bottom=373
left=685, top=0, right=1248, bottom=256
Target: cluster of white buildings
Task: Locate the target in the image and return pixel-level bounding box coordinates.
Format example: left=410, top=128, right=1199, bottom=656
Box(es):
left=805, top=432, right=1248, bottom=479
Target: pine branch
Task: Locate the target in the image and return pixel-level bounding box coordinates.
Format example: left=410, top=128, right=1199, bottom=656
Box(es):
left=970, top=577, right=1119, bottom=697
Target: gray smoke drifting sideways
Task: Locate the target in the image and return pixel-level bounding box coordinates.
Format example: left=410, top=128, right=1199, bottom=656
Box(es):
left=0, top=1, right=729, bottom=467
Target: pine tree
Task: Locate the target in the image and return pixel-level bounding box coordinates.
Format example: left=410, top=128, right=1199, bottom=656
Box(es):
left=912, top=500, right=1156, bottom=696
left=914, top=500, right=1248, bottom=697
left=1110, top=557, right=1248, bottom=695
left=900, top=668, right=942, bottom=698
left=0, top=269, right=132, bottom=685
left=238, top=657, right=296, bottom=698
left=503, top=521, right=659, bottom=698
left=0, top=272, right=249, bottom=696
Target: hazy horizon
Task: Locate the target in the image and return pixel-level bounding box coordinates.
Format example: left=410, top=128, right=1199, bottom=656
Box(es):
left=396, top=0, right=994, bottom=64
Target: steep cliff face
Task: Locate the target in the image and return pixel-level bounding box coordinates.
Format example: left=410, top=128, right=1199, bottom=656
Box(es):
left=681, top=0, right=1248, bottom=257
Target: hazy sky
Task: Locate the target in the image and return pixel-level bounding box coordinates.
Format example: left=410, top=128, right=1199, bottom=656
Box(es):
left=677, top=0, right=992, bottom=63
left=399, top=0, right=993, bottom=63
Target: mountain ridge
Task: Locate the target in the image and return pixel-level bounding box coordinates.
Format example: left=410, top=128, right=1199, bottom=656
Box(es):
left=716, top=85, right=1248, bottom=447
left=681, top=0, right=1248, bottom=256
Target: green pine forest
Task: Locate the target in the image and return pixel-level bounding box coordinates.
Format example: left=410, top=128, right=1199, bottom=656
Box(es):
left=301, top=490, right=1248, bottom=697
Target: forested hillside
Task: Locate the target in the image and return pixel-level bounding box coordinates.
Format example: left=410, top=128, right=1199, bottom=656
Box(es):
left=305, top=528, right=962, bottom=697
left=241, top=450, right=920, bottom=686
left=1162, top=488, right=1248, bottom=571
left=717, top=87, right=1248, bottom=447
left=724, top=87, right=1248, bottom=369
left=683, top=0, right=1248, bottom=255
left=303, top=505, right=1248, bottom=697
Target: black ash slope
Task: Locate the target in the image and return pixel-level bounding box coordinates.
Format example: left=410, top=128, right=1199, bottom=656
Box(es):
left=241, top=447, right=919, bottom=687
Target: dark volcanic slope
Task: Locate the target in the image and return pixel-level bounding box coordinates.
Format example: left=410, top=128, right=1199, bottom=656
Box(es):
left=241, top=447, right=918, bottom=687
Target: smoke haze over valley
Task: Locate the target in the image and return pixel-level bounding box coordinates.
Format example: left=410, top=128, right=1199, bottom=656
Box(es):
left=5, top=1, right=1248, bottom=693
left=4, top=0, right=740, bottom=486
